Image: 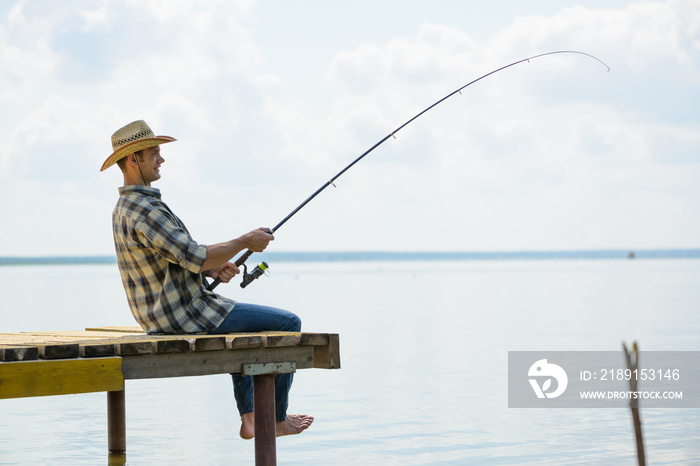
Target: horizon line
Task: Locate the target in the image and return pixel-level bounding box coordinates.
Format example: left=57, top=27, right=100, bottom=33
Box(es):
left=1, top=248, right=699, bottom=266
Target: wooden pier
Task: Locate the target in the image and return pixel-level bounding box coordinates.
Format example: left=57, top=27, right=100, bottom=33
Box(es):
left=0, top=327, right=340, bottom=465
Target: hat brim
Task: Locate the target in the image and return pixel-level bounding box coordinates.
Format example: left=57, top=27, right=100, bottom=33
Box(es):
left=100, top=136, right=176, bottom=172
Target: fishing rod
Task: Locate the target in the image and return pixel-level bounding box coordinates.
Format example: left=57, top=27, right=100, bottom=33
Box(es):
left=207, top=50, right=610, bottom=291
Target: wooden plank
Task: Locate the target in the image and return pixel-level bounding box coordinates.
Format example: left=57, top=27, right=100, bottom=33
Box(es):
left=0, top=346, right=39, bottom=362
left=193, top=336, right=226, bottom=352
left=121, top=346, right=315, bottom=380
left=156, top=339, right=191, bottom=353
left=300, top=333, right=330, bottom=346
left=263, top=333, right=301, bottom=348
left=40, top=344, right=80, bottom=360
left=0, top=357, right=123, bottom=399
left=313, top=334, right=341, bottom=369
left=227, top=335, right=263, bottom=350
left=0, top=340, right=80, bottom=360
left=151, top=335, right=232, bottom=353
left=21, top=330, right=138, bottom=338
left=116, top=341, right=155, bottom=356
left=0, top=333, right=145, bottom=357
left=113, top=335, right=243, bottom=355
left=89, top=334, right=226, bottom=353
left=80, top=343, right=117, bottom=358
left=0, top=334, right=85, bottom=345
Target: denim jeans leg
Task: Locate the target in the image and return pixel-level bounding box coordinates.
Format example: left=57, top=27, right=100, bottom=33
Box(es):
left=211, top=302, right=302, bottom=421
left=233, top=373, right=254, bottom=416
left=275, top=372, right=294, bottom=421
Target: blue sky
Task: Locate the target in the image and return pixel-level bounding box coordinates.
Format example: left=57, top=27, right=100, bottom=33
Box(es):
left=1, top=0, right=698, bottom=256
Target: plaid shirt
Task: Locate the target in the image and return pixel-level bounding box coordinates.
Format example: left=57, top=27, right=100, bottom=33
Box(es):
left=112, top=185, right=234, bottom=334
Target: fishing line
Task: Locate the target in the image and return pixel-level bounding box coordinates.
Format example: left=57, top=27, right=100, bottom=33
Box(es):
left=208, top=50, right=610, bottom=290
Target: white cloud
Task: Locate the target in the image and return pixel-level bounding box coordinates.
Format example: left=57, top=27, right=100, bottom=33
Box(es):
left=0, top=0, right=698, bottom=255
left=259, top=1, right=700, bottom=251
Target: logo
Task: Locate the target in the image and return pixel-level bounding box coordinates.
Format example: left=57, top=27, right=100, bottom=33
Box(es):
left=528, top=359, right=568, bottom=399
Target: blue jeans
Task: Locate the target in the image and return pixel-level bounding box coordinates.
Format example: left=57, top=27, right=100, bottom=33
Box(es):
left=210, top=302, right=301, bottom=421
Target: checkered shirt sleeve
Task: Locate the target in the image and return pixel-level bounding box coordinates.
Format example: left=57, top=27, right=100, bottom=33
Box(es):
left=112, top=185, right=233, bottom=334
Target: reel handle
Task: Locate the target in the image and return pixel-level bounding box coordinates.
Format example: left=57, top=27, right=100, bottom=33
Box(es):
left=239, top=261, right=269, bottom=289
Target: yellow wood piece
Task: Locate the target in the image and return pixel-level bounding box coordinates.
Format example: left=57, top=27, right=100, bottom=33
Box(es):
left=85, top=327, right=145, bottom=333
left=0, top=357, right=123, bottom=399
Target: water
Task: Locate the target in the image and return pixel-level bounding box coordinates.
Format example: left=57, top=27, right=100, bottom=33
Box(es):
left=1, top=258, right=699, bottom=464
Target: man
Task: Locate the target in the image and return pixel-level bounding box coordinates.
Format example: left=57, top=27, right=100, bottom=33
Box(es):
left=101, top=119, right=313, bottom=439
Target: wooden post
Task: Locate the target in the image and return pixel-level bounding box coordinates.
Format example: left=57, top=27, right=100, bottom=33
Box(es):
left=623, top=342, right=646, bottom=466
left=253, top=374, right=276, bottom=466
left=107, top=389, right=126, bottom=453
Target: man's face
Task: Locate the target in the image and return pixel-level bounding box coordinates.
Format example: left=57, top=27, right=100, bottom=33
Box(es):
left=139, top=146, right=165, bottom=183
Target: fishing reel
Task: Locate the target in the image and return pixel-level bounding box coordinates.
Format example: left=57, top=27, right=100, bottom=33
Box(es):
left=239, top=261, right=270, bottom=289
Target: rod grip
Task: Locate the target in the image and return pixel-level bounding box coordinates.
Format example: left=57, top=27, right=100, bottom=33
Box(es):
left=206, top=250, right=253, bottom=291
left=207, top=277, right=222, bottom=291
left=235, top=250, right=253, bottom=266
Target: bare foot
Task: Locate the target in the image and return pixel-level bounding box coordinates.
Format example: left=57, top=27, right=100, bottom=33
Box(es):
left=240, top=412, right=255, bottom=440
left=276, top=414, right=314, bottom=437
left=239, top=412, right=314, bottom=439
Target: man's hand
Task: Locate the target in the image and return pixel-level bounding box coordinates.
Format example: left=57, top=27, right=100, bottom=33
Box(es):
left=201, top=228, right=274, bottom=275
left=208, top=262, right=240, bottom=283
left=243, top=227, right=274, bottom=253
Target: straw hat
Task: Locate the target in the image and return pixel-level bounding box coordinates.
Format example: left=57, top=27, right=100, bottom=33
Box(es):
left=100, top=120, right=176, bottom=171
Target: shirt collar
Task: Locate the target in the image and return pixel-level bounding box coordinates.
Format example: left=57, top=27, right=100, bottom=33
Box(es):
left=118, top=184, right=162, bottom=199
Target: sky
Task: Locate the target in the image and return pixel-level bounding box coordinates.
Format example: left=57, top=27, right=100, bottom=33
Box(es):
left=0, top=0, right=698, bottom=256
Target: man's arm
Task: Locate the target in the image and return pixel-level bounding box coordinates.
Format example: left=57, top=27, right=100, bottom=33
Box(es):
left=200, top=228, right=274, bottom=273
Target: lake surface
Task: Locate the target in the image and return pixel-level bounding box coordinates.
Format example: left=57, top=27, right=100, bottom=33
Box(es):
left=1, top=258, right=699, bottom=464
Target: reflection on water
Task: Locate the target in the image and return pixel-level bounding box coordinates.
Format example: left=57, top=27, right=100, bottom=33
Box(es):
left=107, top=452, right=126, bottom=466
left=1, top=260, right=699, bottom=464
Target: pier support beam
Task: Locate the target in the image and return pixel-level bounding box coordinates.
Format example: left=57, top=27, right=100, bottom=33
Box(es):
left=107, top=389, right=126, bottom=453
left=246, top=362, right=297, bottom=466
left=253, top=374, right=276, bottom=466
